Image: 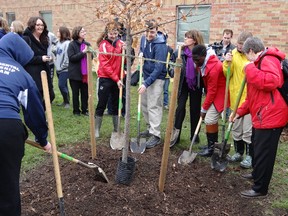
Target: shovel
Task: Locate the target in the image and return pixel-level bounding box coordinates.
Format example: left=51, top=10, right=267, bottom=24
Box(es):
left=26, top=139, right=109, bottom=183
left=130, top=55, right=146, bottom=153
left=110, top=49, right=125, bottom=150
left=178, top=116, right=202, bottom=164
left=211, top=77, right=246, bottom=172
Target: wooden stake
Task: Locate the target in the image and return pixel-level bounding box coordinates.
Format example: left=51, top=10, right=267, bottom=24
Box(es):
left=159, top=47, right=182, bottom=192
left=87, top=52, right=96, bottom=159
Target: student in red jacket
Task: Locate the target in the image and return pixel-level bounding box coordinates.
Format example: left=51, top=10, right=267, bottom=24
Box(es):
left=232, top=37, right=288, bottom=198
left=192, top=44, right=226, bottom=157
left=95, top=21, right=125, bottom=137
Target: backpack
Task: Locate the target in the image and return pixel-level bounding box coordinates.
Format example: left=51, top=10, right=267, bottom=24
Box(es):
left=258, top=53, right=288, bottom=105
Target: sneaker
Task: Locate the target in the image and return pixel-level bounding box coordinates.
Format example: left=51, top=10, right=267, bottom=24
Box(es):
left=170, top=128, right=180, bottom=147
left=228, top=152, right=243, bottom=162
left=240, top=155, right=252, bottom=169
left=139, top=130, right=152, bottom=138
left=164, top=105, right=169, bottom=110
left=146, top=135, right=161, bottom=149
left=64, top=103, right=70, bottom=109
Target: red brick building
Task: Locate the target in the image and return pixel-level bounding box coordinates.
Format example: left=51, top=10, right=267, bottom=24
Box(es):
left=1, top=0, right=287, bottom=53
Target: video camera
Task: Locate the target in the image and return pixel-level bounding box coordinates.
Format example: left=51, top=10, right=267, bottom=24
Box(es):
left=209, top=42, right=225, bottom=62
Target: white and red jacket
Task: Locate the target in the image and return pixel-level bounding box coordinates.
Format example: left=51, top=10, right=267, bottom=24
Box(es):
left=200, top=52, right=227, bottom=113
left=237, top=47, right=288, bottom=129
left=97, top=39, right=124, bottom=82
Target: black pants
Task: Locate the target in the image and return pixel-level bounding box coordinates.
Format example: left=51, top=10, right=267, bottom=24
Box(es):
left=96, top=78, right=119, bottom=116
left=0, top=119, right=28, bottom=216
left=107, top=76, right=126, bottom=116
left=69, top=79, right=88, bottom=114
left=174, top=80, right=202, bottom=141
left=252, top=127, right=283, bottom=194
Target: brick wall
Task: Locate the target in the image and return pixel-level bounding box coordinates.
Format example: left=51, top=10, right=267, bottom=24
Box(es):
left=1, top=0, right=287, bottom=54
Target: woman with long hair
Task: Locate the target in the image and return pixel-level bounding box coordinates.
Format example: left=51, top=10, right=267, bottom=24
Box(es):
left=23, top=16, right=55, bottom=103
left=55, top=26, right=71, bottom=108
left=0, top=17, right=9, bottom=39
left=94, top=21, right=125, bottom=137
left=170, top=30, right=205, bottom=147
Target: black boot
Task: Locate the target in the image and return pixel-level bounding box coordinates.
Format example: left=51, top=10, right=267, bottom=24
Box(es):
left=199, top=132, right=218, bottom=157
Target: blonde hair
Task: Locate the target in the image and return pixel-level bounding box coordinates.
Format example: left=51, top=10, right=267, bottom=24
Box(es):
left=11, top=20, right=24, bottom=35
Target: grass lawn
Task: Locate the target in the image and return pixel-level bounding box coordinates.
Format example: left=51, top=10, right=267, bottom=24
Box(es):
left=22, top=73, right=288, bottom=211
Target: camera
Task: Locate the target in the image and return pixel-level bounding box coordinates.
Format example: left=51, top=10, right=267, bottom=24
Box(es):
left=209, top=42, right=225, bottom=62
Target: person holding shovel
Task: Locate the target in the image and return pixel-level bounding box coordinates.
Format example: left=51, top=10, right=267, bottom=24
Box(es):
left=223, top=31, right=253, bottom=169
left=231, top=37, right=288, bottom=198
left=0, top=33, right=51, bottom=216
left=94, top=21, right=125, bottom=138
left=192, top=44, right=226, bottom=157
left=138, top=19, right=168, bottom=149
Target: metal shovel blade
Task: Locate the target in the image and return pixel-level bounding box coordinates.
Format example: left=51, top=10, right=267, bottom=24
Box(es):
left=88, top=162, right=109, bottom=183
left=178, top=150, right=197, bottom=165
left=130, top=137, right=146, bottom=154
left=211, top=148, right=229, bottom=172
left=110, top=131, right=125, bottom=150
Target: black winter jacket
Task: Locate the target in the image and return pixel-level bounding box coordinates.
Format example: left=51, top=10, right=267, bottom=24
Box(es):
left=67, top=40, right=90, bottom=81
left=23, top=27, right=55, bottom=102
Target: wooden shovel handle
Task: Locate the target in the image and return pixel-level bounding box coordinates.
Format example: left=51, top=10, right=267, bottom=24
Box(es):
left=41, top=71, right=65, bottom=215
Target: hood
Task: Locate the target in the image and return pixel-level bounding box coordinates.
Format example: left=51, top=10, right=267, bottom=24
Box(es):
left=150, top=31, right=167, bottom=44
left=260, top=47, right=286, bottom=61
left=200, top=47, right=216, bottom=76
left=0, top=32, right=34, bottom=66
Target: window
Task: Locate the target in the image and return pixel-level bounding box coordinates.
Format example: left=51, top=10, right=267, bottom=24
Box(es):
left=176, top=4, right=211, bottom=46
left=6, top=12, right=15, bottom=26
left=40, top=11, right=52, bottom=31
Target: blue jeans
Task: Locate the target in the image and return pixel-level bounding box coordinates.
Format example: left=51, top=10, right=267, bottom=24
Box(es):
left=163, top=78, right=170, bottom=106
left=57, top=71, right=69, bottom=104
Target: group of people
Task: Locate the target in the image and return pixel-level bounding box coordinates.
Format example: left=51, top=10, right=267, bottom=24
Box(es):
left=0, top=14, right=287, bottom=215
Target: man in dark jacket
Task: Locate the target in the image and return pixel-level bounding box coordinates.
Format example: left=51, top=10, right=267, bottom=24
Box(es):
left=0, top=33, right=51, bottom=216
left=138, top=19, right=168, bottom=148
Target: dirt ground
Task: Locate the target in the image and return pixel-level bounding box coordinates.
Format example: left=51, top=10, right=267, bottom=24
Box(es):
left=20, top=137, right=288, bottom=216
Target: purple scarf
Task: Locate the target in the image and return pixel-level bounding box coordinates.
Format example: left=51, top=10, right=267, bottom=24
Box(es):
left=80, top=43, right=88, bottom=83
left=183, top=46, right=196, bottom=90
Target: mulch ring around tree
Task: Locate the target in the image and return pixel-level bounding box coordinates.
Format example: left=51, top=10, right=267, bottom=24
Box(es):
left=20, top=140, right=287, bottom=216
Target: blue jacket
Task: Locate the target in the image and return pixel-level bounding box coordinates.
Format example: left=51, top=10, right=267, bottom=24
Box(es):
left=140, top=31, right=168, bottom=87
left=0, top=33, right=48, bottom=146
left=0, top=29, right=6, bottom=39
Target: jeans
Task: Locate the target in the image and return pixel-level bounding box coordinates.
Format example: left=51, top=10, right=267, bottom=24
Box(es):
left=57, top=71, right=69, bottom=104
left=163, top=78, right=170, bottom=106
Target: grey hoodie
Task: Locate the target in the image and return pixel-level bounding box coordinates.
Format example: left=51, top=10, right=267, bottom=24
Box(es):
left=55, top=40, right=70, bottom=73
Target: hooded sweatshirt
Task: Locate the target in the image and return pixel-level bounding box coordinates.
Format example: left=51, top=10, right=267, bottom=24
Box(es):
left=55, top=40, right=70, bottom=73
left=141, top=31, right=168, bottom=87
left=0, top=33, right=48, bottom=146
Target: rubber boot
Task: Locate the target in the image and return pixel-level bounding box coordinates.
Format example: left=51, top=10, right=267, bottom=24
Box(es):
left=198, top=124, right=218, bottom=157
left=240, top=142, right=253, bottom=169
left=234, top=140, right=245, bottom=155
left=95, top=116, right=103, bottom=138
left=112, top=115, right=118, bottom=132
left=199, top=132, right=218, bottom=157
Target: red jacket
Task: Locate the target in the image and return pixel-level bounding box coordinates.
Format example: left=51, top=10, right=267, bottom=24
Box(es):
left=98, top=39, right=123, bottom=82
left=201, top=55, right=227, bottom=112
left=237, top=47, right=288, bottom=129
